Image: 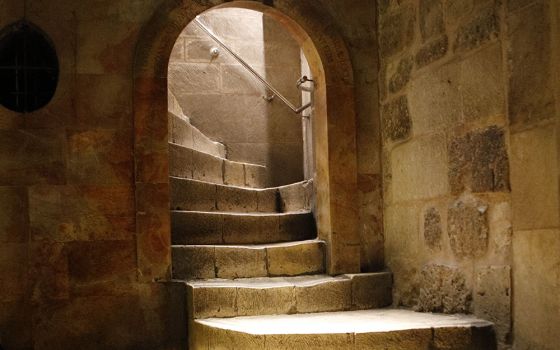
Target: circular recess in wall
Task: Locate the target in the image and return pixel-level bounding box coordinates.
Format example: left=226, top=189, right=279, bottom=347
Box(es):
left=0, top=21, right=59, bottom=113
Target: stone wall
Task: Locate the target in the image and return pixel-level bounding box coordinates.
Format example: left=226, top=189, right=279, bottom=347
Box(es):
left=317, top=0, right=383, bottom=272
left=168, top=8, right=304, bottom=186
left=508, top=0, right=560, bottom=349
left=378, top=0, right=512, bottom=348
left=0, top=1, right=185, bottom=349
left=379, top=0, right=560, bottom=349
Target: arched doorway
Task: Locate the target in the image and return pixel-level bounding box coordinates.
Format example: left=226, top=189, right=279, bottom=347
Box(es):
left=133, top=0, right=359, bottom=281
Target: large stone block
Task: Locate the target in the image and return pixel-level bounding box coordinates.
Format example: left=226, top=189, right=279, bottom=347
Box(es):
left=460, top=44, right=504, bottom=122
left=171, top=211, right=223, bottom=245
left=223, top=161, right=245, bottom=187
left=448, top=126, right=510, bottom=194
left=382, top=95, right=412, bottom=142
left=189, top=286, right=236, bottom=318
left=217, top=185, right=258, bottom=212
left=170, top=178, right=216, bottom=211
left=513, top=229, right=560, bottom=349
left=0, top=244, right=27, bottom=303
left=391, top=134, right=449, bottom=202
left=347, top=272, right=393, bottom=309
left=29, top=185, right=135, bottom=242
left=416, top=264, right=472, bottom=313
left=215, top=246, right=267, bottom=279
left=172, top=246, right=216, bottom=280
left=408, top=63, right=461, bottom=135
left=168, top=63, right=221, bottom=94
left=448, top=196, right=489, bottom=259
left=192, top=150, right=223, bottom=184
left=236, top=286, right=295, bottom=317
left=508, top=2, right=555, bottom=131
left=29, top=242, right=69, bottom=302
left=295, top=278, right=351, bottom=313
left=355, top=329, right=432, bottom=350
left=267, top=241, right=325, bottom=276
left=510, top=126, right=559, bottom=230
left=67, top=129, right=134, bottom=185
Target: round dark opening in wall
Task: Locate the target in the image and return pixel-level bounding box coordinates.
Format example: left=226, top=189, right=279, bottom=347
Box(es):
left=0, top=21, right=59, bottom=113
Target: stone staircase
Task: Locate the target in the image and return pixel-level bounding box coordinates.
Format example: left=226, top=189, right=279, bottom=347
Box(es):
left=168, top=102, right=497, bottom=349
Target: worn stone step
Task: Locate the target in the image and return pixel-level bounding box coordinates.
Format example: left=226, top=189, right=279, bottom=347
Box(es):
left=172, top=210, right=315, bottom=245
left=169, top=111, right=227, bottom=158
left=185, top=272, right=392, bottom=319
left=169, top=142, right=268, bottom=188
left=172, top=240, right=325, bottom=280
left=170, top=177, right=313, bottom=213
left=190, top=309, right=496, bottom=350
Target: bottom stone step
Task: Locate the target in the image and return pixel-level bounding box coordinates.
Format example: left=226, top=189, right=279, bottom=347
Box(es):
left=191, top=309, right=496, bottom=350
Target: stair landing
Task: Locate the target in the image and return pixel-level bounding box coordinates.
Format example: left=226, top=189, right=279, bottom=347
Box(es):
left=191, top=309, right=495, bottom=349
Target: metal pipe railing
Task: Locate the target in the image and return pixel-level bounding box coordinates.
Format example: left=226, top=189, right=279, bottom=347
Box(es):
left=194, top=17, right=313, bottom=115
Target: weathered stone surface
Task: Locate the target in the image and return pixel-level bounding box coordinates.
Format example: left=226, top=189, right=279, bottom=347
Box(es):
left=419, top=0, right=445, bottom=41
left=416, top=264, right=472, bottom=313
left=0, top=244, right=27, bottom=303
left=168, top=63, right=220, bottom=93
left=171, top=211, right=223, bottom=245
left=391, top=134, right=448, bottom=202
left=29, top=242, right=69, bottom=302
left=454, top=5, right=499, bottom=53
left=408, top=63, right=461, bottom=135
left=508, top=2, right=555, bottom=131
left=382, top=95, right=412, bottom=142
left=189, top=286, right=236, bottom=318
left=510, top=126, right=559, bottom=230
left=267, top=241, right=325, bottom=276
left=415, top=35, right=448, bottom=68
left=0, top=187, right=28, bottom=243
left=423, top=207, right=443, bottom=250
left=215, top=246, right=267, bottom=279
left=192, top=150, right=224, bottom=184
left=347, top=272, right=393, bottom=309
left=355, top=329, right=432, bottom=349
left=223, top=161, right=245, bottom=187
left=245, top=163, right=268, bottom=188
left=513, top=229, right=560, bottom=349
left=378, top=4, right=415, bottom=58
left=257, top=188, right=279, bottom=213
left=460, top=44, right=504, bottom=121
left=448, top=126, right=510, bottom=194
left=387, top=56, right=413, bottom=93
left=217, top=185, right=258, bottom=212
left=237, top=286, right=295, bottom=317
left=170, top=177, right=217, bottom=211
left=474, top=265, right=511, bottom=347
left=169, top=143, right=193, bottom=179
left=448, top=196, right=489, bottom=259
left=295, top=278, right=351, bottom=313
left=172, top=246, right=215, bottom=280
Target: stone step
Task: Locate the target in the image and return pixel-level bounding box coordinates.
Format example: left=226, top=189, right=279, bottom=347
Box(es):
left=169, top=142, right=268, bottom=188
left=169, top=111, right=227, bottom=158
left=171, top=211, right=316, bottom=245
left=170, top=177, right=313, bottom=213
left=172, top=240, right=325, bottom=280
left=190, top=309, right=496, bottom=350
left=185, top=272, right=392, bottom=319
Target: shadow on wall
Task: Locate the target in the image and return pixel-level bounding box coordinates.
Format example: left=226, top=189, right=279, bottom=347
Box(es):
left=168, top=7, right=309, bottom=186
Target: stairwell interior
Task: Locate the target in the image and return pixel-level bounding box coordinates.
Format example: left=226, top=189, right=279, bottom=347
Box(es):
left=168, top=7, right=496, bottom=350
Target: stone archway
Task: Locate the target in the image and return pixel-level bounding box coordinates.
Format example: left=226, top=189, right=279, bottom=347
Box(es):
left=133, top=0, right=359, bottom=281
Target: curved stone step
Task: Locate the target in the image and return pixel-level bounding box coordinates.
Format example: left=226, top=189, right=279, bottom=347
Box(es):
left=169, top=142, right=268, bottom=188
left=190, top=309, right=496, bottom=350
left=172, top=240, right=325, bottom=280
left=172, top=211, right=316, bottom=245
left=169, top=111, right=227, bottom=158
left=170, top=177, right=313, bottom=213
left=185, top=272, right=392, bottom=319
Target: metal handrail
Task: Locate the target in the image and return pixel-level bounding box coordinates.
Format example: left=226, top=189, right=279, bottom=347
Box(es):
left=194, top=17, right=313, bottom=115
